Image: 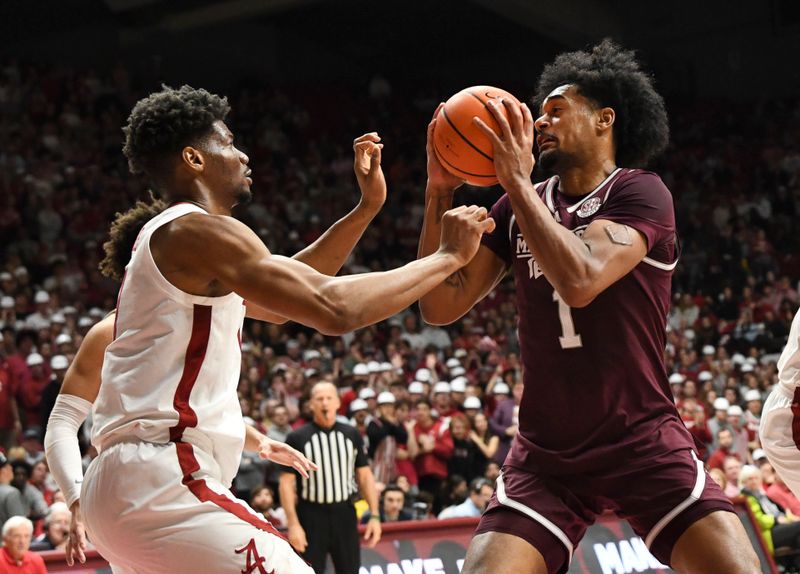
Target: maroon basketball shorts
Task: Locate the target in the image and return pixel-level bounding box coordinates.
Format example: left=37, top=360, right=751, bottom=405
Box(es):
left=475, top=448, right=733, bottom=574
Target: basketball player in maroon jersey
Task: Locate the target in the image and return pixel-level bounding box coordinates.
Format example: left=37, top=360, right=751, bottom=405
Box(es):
left=418, top=40, right=759, bottom=573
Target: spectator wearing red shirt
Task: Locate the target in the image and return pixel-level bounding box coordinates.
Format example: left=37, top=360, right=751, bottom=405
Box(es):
left=0, top=516, right=46, bottom=574
left=432, top=382, right=457, bottom=419
left=412, top=399, right=453, bottom=497
left=680, top=398, right=712, bottom=461
left=0, top=365, right=21, bottom=453
left=766, top=473, right=800, bottom=517
left=708, top=428, right=740, bottom=471
left=14, top=355, right=49, bottom=431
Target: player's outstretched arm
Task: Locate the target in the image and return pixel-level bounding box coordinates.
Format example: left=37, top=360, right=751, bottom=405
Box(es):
left=174, top=208, right=493, bottom=336
left=417, top=108, right=507, bottom=326
left=475, top=98, right=647, bottom=308
left=292, top=132, right=386, bottom=275
left=44, top=313, right=113, bottom=567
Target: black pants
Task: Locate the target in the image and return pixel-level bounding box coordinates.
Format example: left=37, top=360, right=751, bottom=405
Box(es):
left=297, top=500, right=359, bottom=574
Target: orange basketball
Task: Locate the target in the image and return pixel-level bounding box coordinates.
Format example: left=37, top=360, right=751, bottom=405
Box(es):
left=433, top=85, right=521, bottom=187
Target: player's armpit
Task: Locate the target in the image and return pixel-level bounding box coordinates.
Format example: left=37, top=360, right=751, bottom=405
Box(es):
left=244, top=302, right=288, bottom=324
left=570, top=218, right=648, bottom=307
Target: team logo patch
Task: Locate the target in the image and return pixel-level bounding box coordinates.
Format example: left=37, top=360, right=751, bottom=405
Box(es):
left=577, top=197, right=602, bottom=218
left=235, top=538, right=273, bottom=574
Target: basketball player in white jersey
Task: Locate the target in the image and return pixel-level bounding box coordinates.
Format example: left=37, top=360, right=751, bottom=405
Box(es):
left=761, top=309, right=800, bottom=497
left=45, top=197, right=316, bottom=567
left=45, top=85, right=493, bottom=574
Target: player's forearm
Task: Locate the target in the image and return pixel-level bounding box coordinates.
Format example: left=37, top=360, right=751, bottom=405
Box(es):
left=418, top=186, right=454, bottom=259
left=417, top=188, right=469, bottom=319
left=293, top=201, right=380, bottom=275
left=320, top=251, right=461, bottom=334
left=243, top=423, right=265, bottom=452
left=505, top=181, right=597, bottom=306
left=279, top=476, right=300, bottom=527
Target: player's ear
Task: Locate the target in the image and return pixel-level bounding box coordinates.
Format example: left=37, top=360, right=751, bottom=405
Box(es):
left=596, top=107, right=615, bottom=133
left=181, top=146, right=205, bottom=174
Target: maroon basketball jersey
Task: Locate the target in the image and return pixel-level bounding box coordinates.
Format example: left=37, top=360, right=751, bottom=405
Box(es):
left=481, top=169, right=695, bottom=475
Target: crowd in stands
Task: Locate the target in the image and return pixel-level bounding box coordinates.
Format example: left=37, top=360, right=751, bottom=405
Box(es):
left=2, top=56, right=800, bottom=565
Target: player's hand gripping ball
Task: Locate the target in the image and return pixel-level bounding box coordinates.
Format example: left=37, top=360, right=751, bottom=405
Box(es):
left=432, top=85, right=521, bottom=187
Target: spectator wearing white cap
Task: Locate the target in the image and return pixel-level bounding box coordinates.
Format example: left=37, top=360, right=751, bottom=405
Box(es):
left=411, top=399, right=453, bottom=498
left=489, top=381, right=517, bottom=465
left=367, top=392, right=408, bottom=485
left=445, top=358, right=461, bottom=371
left=708, top=397, right=731, bottom=450
left=744, top=389, right=762, bottom=440
left=450, top=366, right=466, bottom=378
left=359, top=387, right=378, bottom=414
left=337, top=363, right=371, bottom=417
left=407, top=381, right=425, bottom=399
left=349, top=398, right=372, bottom=439
left=463, top=396, right=483, bottom=421
left=450, top=377, right=467, bottom=408
left=18, top=354, right=50, bottom=430
left=726, top=405, right=750, bottom=462
left=432, top=382, right=456, bottom=418
left=668, top=372, right=685, bottom=403
left=40, top=356, right=69, bottom=432
left=0, top=296, right=15, bottom=330
left=23, top=291, right=52, bottom=331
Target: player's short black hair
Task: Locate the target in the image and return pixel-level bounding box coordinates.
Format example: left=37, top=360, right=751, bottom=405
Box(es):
left=100, top=193, right=167, bottom=282
left=533, top=38, right=669, bottom=168
left=122, top=85, right=230, bottom=183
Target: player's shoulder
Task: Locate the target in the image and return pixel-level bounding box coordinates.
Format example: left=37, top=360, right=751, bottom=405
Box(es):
left=608, top=168, right=673, bottom=205
left=613, top=168, right=671, bottom=194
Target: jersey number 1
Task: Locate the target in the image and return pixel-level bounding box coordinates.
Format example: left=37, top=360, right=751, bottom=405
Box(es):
left=553, top=291, right=583, bottom=349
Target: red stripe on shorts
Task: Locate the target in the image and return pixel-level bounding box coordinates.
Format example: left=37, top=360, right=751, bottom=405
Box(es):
left=168, top=304, right=289, bottom=543
left=791, top=387, right=800, bottom=451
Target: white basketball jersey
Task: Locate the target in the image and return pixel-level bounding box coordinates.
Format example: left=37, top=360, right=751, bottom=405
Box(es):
left=92, top=203, right=247, bottom=486
left=778, top=308, right=800, bottom=394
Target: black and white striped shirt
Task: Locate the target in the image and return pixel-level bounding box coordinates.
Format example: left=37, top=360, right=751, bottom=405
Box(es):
left=285, top=422, right=368, bottom=504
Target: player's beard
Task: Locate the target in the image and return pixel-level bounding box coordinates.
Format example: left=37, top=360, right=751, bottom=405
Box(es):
left=235, top=189, right=253, bottom=207
left=538, top=148, right=577, bottom=177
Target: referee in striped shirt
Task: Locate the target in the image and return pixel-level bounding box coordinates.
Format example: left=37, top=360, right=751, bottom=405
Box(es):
left=280, top=382, right=381, bottom=573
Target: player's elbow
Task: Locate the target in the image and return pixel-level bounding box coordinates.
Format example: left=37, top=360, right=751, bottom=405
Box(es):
left=558, top=282, right=598, bottom=309
left=419, top=298, right=460, bottom=326
left=312, top=285, right=359, bottom=336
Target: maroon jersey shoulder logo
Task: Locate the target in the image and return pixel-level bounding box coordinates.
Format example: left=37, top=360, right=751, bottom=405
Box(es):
left=576, top=196, right=602, bottom=218
left=235, top=538, right=273, bottom=574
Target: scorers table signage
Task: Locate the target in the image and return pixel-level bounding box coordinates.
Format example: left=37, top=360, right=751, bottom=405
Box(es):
left=349, top=501, right=775, bottom=574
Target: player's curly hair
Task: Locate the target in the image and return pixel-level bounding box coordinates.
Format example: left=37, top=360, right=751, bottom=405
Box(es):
left=122, top=84, right=230, bottom=181
left=99, top=193, right=167, bottom=281
left=533, top=39, right=669, bottom=168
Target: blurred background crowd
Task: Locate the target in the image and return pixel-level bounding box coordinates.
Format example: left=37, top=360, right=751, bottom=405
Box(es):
left=2, top=19, right=800, bottom=565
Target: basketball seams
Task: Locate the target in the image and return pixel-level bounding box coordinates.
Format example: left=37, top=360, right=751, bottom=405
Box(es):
left=440, top=107, right=494, bottom=162
left=433, top=141, right=497, bottom=182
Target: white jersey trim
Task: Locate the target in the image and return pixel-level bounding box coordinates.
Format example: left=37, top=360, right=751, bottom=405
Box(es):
left=496, top=472, right=574, bottom=562
left=641, top=256, right=679, bottom=272
left=565, top=168, right=623, bottom=214
left=644, top=450, right=705, bottom=548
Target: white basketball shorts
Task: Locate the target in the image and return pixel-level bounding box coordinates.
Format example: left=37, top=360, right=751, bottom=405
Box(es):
left=82, top=440, right=312, bottom=574
left=760, top=385, right=800, bottom=499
